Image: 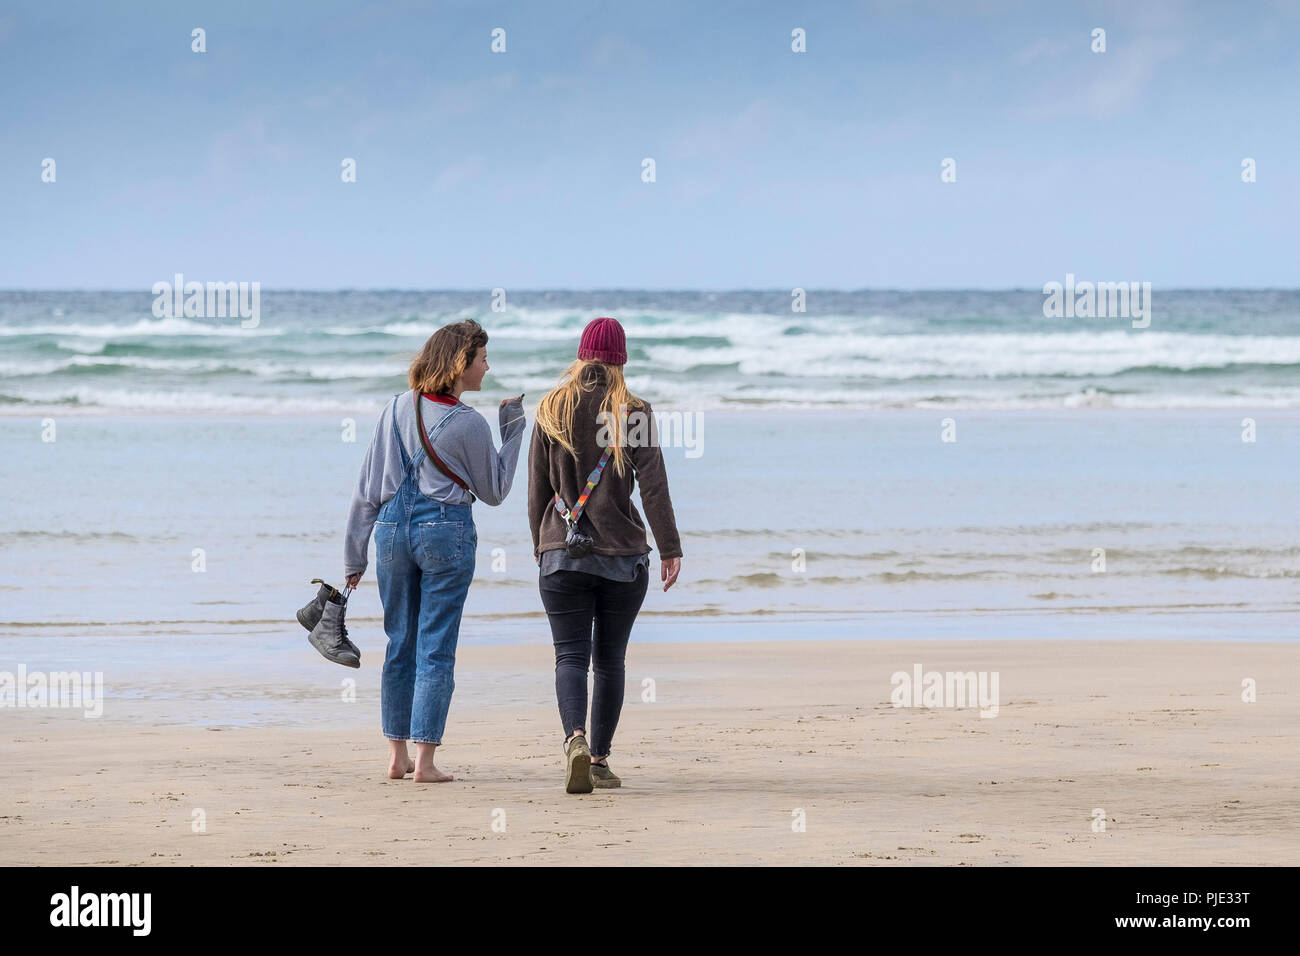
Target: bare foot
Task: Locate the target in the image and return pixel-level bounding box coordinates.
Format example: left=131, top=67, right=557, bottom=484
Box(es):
left=387, top=757, right=415, bottom=779
left=412, top=765, right=454, bottom=783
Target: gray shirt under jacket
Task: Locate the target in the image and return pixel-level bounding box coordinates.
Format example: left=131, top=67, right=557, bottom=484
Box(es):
left=344, top=390, right=526, bottom=576
left=539, top=548, right=649, bottom=582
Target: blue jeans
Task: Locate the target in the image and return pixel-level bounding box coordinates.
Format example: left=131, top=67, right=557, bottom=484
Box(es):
left=373, top=394, right=477, bottom=745
left=375, top=499, right=476, bottom=744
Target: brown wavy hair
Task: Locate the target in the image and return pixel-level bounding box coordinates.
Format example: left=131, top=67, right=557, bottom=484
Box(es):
left=408, top=319, right=488, bottom=395
left=534, top=359, right=645, bottom=478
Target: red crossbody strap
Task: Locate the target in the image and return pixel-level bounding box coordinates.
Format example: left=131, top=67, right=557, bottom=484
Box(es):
left=413, top=391, right=475, bottom=500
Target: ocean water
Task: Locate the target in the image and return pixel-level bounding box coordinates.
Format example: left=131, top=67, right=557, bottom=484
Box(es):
left=1, top=291, right=1298, bottom=657
left=3, top=290, right=1300, bottom=413
left=2, top=409, right=1299, bottom=646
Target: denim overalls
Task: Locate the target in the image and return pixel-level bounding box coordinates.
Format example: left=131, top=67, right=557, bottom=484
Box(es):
left=373, top=394, right=477, bottom=744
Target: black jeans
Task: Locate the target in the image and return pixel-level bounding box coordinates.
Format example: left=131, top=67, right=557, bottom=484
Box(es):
left=539, top=566, right=649, bottom=758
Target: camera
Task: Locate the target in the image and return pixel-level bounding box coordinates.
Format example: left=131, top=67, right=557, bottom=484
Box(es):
left=564, top=524, right=594, bottom=558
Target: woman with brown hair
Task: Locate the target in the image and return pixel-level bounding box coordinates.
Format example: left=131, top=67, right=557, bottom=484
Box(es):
left=528, top=317, right=682, bottom=794
left=342, top=319, right=525, bottom=782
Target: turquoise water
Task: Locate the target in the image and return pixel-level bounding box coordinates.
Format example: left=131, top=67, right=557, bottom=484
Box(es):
left=3, top=290, right=1300, bottom=412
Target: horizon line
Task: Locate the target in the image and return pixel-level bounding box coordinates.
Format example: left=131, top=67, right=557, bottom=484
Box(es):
left=2, top=286, right=1299, bottom=294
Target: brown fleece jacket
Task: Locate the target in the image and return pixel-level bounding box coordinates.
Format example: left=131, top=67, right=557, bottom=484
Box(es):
left=528, top=368, right=683, bottom=562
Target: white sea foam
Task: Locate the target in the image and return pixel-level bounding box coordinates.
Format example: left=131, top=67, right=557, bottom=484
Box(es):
left=1, top=386, right=362, bottom=413
left=322, top=309, right=807, bottom=342
left=0, top=317, right=283, bottom=338
left=0, top=355, right=406, bottom=379
left=5, top=294, right=1300, bottom=413
left=645, top=331, right=1300, bottom=379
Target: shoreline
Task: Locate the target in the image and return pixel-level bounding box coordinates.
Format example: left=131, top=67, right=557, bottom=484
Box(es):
left=4, top=602, right=1298, bottom=636
left=3, top=637, right=1296, bottom=866
left=2, top=633, right=1296, bottom=733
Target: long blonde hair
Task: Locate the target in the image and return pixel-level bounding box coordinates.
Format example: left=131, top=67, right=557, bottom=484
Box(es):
left=534, top=359, right=645, bottom=477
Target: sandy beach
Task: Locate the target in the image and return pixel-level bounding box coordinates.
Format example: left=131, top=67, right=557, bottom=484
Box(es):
left=3, top=638, right=1295, bottom=866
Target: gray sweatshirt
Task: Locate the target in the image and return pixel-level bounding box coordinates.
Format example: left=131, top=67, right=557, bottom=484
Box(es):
left=343, top=390, right=526, bottom=576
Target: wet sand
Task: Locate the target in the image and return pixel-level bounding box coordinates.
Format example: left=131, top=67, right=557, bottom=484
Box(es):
left=2, top=639, right=1297, bottom=865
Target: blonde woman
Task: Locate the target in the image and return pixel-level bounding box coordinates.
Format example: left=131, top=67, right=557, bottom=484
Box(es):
left=342, top=319, right=525, bottom=782
left=528, top=317, right=682, bottom=793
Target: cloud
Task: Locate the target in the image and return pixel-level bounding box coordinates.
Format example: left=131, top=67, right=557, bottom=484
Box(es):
left=430, top=71, right=517, bottom=118
left=1009, top=35, right=1184, bottom=121
left=538, top=73, right=586, bottom=92
left=588, top=34, right=648, bottom=71
left=340, top=71, right=518, bottom=140
left=1012, top=36, right=1075, bottom=66
left=432, top=156, right=485, bottom=192
left=668, top=98, right=778, bottom=160
left=207, top=114, right=295, bottom=179
left=1085, top=37, right=1183, bottom=115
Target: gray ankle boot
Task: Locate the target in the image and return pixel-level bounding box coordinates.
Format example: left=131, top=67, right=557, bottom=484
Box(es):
left=296, top=578, right=338, bottom=629
left=307, top=593, right=360, bottom=668
left=298, top=579, right=360, bottom=661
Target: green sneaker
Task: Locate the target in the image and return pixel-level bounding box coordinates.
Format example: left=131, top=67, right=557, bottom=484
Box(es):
left=564, top=734, right=593, bottom=794
left=591, top=763, right=621, bottom=789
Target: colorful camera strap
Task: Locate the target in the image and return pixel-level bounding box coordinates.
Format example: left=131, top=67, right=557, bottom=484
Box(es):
left=553, top=445, right=614, bottom=525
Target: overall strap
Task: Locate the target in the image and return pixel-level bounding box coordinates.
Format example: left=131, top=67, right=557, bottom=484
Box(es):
left=389, top=393, right=428, bottom=478
left=389, top=395, right=411, bottom=469
left=414, top=391, right=475, bottom=503
left=553, top=445, right=614, bottom=526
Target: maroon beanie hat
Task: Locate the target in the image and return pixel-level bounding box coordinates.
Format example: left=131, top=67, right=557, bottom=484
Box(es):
left=577, top=316, right=627, bottom=366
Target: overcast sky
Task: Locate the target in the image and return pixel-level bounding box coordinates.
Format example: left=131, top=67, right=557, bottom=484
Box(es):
left=2, top=0, right=1296, bottom=289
